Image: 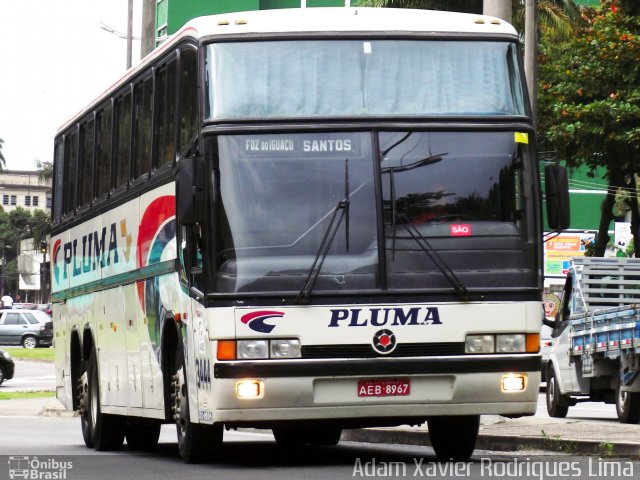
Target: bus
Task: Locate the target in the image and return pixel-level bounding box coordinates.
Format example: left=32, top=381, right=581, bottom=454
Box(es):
left=51, top=7, right=569, bottom=463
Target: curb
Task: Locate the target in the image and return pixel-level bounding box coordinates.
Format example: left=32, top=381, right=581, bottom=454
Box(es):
left=342, top=428, right=640, bottom=458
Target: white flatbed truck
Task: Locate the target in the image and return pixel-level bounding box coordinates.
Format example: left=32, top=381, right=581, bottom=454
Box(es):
left=545, top=257, right=640, bottom=423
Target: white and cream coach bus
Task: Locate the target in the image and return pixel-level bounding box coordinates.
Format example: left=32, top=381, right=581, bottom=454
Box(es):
left=50, top=7, right=569, bottom=463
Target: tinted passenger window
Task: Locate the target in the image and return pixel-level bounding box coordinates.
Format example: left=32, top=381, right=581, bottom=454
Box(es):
left=95, top=106, right=112, bottom=198
left=78, top=119, right=95, bottom=207
left=155, top=61, right=177, bottom=168
left=115, top=92, right=132, bottom=189
left=179, top=49, right=197, bottom=154
left=53, top=139, right=64, bottom=222
left=63, top=131, right=78, bottom=215
left=133, top=77, right=153, bottom=179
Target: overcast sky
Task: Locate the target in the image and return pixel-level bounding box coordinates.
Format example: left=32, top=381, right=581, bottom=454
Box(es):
left=0, top=0, right=142, bottom=171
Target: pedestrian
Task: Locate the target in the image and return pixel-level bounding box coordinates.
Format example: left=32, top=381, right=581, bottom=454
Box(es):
left=1, top=293, right=13, bottom=309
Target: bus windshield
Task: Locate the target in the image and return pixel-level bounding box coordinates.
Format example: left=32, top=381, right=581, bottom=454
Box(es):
left=209, top=130, right=532, bottom=295
left=206, top=39, right=526, bottom=119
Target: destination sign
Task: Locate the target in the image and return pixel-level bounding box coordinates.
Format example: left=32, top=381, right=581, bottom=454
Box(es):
left=238, top=134, right=362, bottom=157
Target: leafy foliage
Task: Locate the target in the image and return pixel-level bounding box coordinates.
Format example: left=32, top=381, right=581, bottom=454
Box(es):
left=538, top=1, right=640, bottom=254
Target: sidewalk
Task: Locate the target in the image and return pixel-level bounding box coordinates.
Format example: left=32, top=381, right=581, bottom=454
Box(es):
left=343, top=415, right=640, bottom=457
left=2, top=397, right=639, bottom=458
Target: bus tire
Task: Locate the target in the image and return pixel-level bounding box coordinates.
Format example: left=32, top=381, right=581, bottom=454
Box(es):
left=546, top=369, right=569, bottom=418
left=272, top=427, right=307, bottom=447
left=126, top=419, right=162, bottom=450
left=78, top=370, right=94, bottom=448
left=310, top=427, right=342, bottom=446
left=427, top=415, right=479, bottom=461
left=616, top=380, right=640, bottom=424
left=173, top=339, right=222, bottom=463
left=86, top=350, right=125, bottom=451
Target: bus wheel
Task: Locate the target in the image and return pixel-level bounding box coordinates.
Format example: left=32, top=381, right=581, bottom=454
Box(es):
left=86, top=350, right=125, bottom=451
left=172, top=341, right=222, bottom=463
left=616, top=379, right=640, bottom=424
left=78, top=371, right=94, bottom=448
left=126, top=419, right=162, bottom=450
left=427, top=415, right=479, bottom=461
left=546, top=369, right=569, bottom=418
left=310, top=427, right=342, bottom=446
left=272, top=427, right=308, bottom=446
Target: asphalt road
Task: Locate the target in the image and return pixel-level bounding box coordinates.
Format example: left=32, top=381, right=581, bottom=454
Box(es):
left=1, top=416, right=638, bottom=480
left=0, top=358, right=56, bottom=392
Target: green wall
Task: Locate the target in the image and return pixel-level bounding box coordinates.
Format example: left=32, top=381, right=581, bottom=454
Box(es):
left=157, top=0, right=345, bottom=37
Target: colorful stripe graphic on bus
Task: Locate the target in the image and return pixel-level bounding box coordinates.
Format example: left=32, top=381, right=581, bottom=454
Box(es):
left=137, top=195, right=176, bottom=354
left=136, top=195, right=176, bottom=307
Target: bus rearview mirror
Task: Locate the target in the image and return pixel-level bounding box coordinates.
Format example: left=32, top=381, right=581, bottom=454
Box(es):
left=544, top=164, right=570, bottom=230
left=177, top=156, right=206, bottom=225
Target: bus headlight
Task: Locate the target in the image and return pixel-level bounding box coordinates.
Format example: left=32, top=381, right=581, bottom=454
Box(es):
left=465, top=335, right=495, bottom=353
left=237, top=340, right=269, bottom=359
left=270, top=339, right=301, bottom=359
left=496, top=334, right=526, bottom=353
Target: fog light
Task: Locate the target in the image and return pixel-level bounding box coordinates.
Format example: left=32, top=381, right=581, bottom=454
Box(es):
left=236, top=379, right=264, bottom=399
left=502, top=374, right=526, bottom=392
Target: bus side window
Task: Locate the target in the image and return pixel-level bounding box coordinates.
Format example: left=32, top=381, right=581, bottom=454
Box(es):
left=178, top=48, right=197, bottom=155
left=53, top=139, right=64, bottom=222
left=78, top=118, right=95, bottom=208
left=133, top=76, right=153, bottom=179
left=114, top=91, right=132, bottom=190
left=63, top=130, right=78, bottom=216
left=154, top=60, right=177, bottom=169
left=95, top=105, right=112, bottom=199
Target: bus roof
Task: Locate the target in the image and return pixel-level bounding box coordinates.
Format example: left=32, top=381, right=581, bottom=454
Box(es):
left=56, top=7, right=518, bottom=134
left=186, top=7, right=518, bottom=38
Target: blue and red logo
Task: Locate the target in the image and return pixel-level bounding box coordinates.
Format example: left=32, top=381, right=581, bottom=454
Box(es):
left=241, top=311, right=284, bottom=333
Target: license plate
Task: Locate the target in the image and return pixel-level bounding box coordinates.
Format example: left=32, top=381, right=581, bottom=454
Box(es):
left=357, top=378, right=411, bottom=397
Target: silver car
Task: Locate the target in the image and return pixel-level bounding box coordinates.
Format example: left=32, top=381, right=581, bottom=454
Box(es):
left=0, top=309, right=53, bottom=348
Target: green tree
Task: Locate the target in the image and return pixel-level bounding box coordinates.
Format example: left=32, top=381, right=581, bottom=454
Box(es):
left=36, top=160, right=53, bottom=183
left=538, top=1, right=640, bottom=255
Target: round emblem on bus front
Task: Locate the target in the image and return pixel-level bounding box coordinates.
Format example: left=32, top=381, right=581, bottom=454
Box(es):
left=372, top=329, right=397, bottom=355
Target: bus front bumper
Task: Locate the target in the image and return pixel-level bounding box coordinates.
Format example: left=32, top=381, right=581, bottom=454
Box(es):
left=200, top=355, right=540, bottom=425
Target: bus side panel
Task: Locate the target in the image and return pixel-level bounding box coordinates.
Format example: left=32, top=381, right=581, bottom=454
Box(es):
left=53, top=301, right=72, bottom=410
left=124, top=283, right=143, bottom=409
left=50, top=230, right=69, bottom=295
left=101, top=198, right=139, bottom=280
left=101, top=286, right=129, bottom=407
left=69, top=216, right=102, bottom=289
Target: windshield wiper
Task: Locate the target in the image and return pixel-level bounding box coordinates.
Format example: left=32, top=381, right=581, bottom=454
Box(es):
left=296, top=160, right=350, bottom=305
left=382, top=153, right=446, bottom=262
left=395, top=214, right=470, bottom=302
left=381, top=152, right=470, bottom=302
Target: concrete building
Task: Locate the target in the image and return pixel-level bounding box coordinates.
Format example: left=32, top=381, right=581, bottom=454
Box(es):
left=0, top=170, right=51, bottom=214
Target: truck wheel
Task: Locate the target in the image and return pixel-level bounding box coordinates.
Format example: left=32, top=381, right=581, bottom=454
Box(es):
left=546, top=369, right=569, bottom=418
left=427, top=415, right=479, bottom=461
left=616, top=380, right=640, bottom=424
